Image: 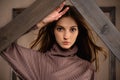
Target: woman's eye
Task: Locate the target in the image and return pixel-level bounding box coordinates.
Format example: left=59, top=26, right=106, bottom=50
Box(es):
left=70, top=28, right=77, bottom=32
left=56, top=27, right=63, bottom=32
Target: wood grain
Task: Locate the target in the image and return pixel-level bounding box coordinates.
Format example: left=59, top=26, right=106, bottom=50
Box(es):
left=70, top=0, right=120, bottom=60
left=0, top=0, right=64, bottom=53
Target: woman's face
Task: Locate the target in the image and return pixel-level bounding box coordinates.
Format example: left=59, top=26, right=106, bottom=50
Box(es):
left=54, top=16, right=79, bottom=49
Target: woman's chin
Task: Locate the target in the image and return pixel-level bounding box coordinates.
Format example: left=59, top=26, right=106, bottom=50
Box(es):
left=60, top=45, right=72, bottom=49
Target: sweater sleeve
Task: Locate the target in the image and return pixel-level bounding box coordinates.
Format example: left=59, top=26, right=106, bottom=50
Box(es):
left=1, top=43, right=41, bottom=80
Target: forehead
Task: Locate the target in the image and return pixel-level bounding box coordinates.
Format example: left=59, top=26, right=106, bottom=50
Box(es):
left=56, top=16, right=78, bottom=28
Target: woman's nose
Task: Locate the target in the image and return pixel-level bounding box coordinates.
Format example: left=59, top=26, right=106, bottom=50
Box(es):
left=63, top=31, right=70, bottom=40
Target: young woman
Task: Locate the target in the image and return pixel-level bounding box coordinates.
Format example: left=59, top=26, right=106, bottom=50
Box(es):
left=1, top=2, right=106, bottom=80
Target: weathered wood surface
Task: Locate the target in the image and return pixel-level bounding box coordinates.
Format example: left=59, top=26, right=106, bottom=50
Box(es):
left=70, top=0, right=120, bottom=60
left=0, top=0, right=64, bottom=53
left=0, top=0, right=120, bottom=61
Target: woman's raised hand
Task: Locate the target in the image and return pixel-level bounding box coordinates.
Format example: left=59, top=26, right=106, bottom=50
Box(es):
left=37, top=2, right=69, bottom=28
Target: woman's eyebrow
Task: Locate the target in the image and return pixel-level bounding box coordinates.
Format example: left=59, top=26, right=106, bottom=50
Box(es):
left=71, top=26, right=78, bottom=27
left=56, top=25, right=64, bottom=28
left=70, top=26, right=78, bottom=28
left=56, top=24, right=78, bottom=28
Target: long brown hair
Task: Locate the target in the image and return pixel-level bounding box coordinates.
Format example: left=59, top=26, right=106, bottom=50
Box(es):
left=31, top=5, right=107, bottom=70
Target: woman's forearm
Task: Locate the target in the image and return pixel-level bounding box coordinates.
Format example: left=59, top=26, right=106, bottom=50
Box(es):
left=36, top=20, right=47, bottom=29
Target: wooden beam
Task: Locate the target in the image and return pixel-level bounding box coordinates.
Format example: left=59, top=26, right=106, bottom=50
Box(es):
left=0, top=0, right=64, bottom=53
left=70, top=0, right=120, bottom=60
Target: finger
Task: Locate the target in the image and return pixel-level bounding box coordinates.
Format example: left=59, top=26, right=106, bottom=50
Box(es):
left=56, top=1, right=65, bottom=12
left=59, top=7, right=69, bottom=16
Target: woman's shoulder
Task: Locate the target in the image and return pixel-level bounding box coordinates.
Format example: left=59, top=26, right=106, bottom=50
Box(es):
left=68, top=56, right=95, bottom=79
left=74, top=56, right=95, bottom=71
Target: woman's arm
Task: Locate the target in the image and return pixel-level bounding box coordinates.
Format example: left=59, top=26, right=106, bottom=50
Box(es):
left=17, top=2, right=69, bottom=48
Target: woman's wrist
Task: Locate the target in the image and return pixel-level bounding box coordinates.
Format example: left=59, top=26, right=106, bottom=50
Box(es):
left=41, top=21, right=47, bottom=25
left=36, top=20, right=47, bottom=28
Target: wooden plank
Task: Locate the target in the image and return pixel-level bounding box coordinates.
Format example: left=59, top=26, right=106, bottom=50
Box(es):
left=101, top=7, right=116, bottom=79
left=0, top=0, right=64, bottom=53
left=70, top=0, right=120, bottom=60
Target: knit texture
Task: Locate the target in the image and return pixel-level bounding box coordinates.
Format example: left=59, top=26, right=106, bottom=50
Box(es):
left=1, top=43, right=95, bottom=80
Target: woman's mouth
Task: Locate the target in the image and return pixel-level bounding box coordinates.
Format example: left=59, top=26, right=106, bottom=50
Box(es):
left=63, top=41, right=70, bottom=45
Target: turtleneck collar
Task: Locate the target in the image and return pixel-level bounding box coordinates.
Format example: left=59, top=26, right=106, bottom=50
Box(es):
left=49, top=44, right=78, bottom=57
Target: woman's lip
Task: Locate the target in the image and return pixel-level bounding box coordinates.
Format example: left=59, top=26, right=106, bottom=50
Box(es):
left=63, top=42, right=70, bottom=45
